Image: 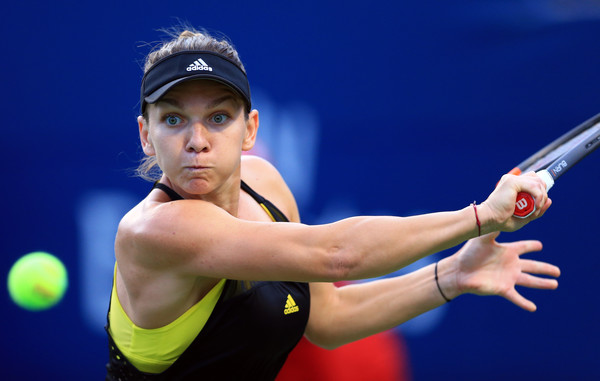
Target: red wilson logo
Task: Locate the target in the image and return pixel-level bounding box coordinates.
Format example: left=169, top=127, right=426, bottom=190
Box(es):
left=516, top=198, right=529, bottom=210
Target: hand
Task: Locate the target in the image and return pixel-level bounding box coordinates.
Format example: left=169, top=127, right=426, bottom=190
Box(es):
left=481, top=172, right=552, bottom=233
left=449, top=232, right=560, bottom=311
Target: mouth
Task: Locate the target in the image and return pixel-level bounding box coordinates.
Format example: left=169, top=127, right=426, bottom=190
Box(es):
left=185, top=165, right=210, bottom=171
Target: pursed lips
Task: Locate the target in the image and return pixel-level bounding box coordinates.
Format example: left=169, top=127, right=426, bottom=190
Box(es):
left=184, top=165, right=211, bottom=171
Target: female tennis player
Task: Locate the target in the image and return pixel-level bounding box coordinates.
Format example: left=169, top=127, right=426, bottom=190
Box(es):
left=105, top=27, right=559, bottom=380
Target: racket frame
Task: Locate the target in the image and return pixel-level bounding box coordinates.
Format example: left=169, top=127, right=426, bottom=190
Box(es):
left=510, top=113, right=600, bottom=218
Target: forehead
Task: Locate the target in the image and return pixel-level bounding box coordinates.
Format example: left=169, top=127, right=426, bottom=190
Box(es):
left=163, top=79, right=241, bottom=103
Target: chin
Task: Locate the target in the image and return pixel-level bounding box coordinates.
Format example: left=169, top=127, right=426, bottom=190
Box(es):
left=178, top=178, right=214, bottom=196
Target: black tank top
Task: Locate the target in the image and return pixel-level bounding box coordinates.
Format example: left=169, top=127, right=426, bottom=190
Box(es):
left=105, top=181, right=311, bottom=381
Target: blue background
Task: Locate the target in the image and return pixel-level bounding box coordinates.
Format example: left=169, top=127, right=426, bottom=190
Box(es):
left=2, top=1, right=599, bottom=379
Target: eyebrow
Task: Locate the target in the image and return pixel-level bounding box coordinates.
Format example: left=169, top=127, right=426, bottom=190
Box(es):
left=156, top=97, right=182, bottom=109
left=207, top=94, right=240, bottom=109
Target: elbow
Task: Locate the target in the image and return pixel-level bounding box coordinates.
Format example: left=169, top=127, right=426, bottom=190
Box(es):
left=320, top=245, right=358, bottom=282
left=309, top=340, right=342, bottom=351
left=305, top=323, right=360, bottom=350
left=304, top=330, right=346, bottom=351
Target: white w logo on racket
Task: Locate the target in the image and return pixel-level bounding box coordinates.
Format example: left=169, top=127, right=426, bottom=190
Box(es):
left=516, top=198, right=529, bottom=210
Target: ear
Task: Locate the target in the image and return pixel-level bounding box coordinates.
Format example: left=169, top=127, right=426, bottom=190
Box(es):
left=242, top=109, right=259, bottom=151
left=138, top=115, right=156, bottom=156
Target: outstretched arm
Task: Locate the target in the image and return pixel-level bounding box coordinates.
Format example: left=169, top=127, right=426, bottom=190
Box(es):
left=126, top=172, right=550, bottom=283
left=305, top=232, right=560, bottom=349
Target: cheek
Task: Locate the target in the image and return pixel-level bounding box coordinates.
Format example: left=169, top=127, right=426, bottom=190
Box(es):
left=232, top=123, right=251, bottom=148
left=152, top=140, right=174, bottom=165
left=146, top=132, right=174, bottom=169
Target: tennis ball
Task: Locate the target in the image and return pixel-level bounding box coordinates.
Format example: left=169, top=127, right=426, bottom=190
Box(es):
left=7, top=251, right=68, bottom=311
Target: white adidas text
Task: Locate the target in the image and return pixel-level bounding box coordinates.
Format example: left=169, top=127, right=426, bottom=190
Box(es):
left=187, top=65, right=213, bottom=72
left=187, top=58, right=213, bottom=72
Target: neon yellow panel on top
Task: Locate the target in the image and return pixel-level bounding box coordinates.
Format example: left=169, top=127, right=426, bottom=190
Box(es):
left=108, top=266, right=226, bottom=373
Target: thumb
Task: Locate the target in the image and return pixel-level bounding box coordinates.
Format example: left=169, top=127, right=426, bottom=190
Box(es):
left=476, top=231, right=500, bottom=243
left=504, top=288, right=537, bottom=312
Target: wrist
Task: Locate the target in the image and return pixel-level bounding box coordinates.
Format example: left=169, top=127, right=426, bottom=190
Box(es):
left=470, top=202, right=482, bottom=237
left=435, top=256, right=462, bottom=302
left=474, top=202, right=497, bottom=235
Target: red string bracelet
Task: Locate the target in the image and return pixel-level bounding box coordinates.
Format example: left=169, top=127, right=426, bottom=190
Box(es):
left=472, top=201, right=481, bottom=236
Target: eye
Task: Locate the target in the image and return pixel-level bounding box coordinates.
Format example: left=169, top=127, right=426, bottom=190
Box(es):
left=211, top=113, right=229, bottom=124
left=165, top=114, right=182, bottom=126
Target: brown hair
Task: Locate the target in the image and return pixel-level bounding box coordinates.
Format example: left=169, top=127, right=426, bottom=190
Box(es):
left=136, top=27, right=247, bottom=181
left=142, top=29, right=246, bottom=76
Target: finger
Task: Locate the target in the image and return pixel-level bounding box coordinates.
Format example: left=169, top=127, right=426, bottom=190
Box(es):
left=533, top=195, right=549, bottom=218
left=520, top=259, right=561, bottom=278
left=520, top=173, right=549, bottom=214
left=507, top=240, right=543, bottom=256
left=539, top=198, right=552, bottom=216
left=516, top=273, right=559, bottom=290
left=503, top=288, right=537, bottom=312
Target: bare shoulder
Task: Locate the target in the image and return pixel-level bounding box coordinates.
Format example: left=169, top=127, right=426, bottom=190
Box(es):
left=241, top=155, right=282, bottom=184
left=115, top=193, right=231, bottom=272
left=114, top=200, right=146, bottom=260
left=114, top=195, right=236, bottom=327
left=241, top=155, right=300, bottom=222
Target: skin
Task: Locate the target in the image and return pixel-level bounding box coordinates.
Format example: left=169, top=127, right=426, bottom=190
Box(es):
left=115, top=79, right=560, bottom=350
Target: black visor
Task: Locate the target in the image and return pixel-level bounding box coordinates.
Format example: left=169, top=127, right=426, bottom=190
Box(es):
left=140, top=50, right=251, bottom=114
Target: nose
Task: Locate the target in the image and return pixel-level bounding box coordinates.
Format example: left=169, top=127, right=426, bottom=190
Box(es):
left=185, top=122, right=209, bottom=153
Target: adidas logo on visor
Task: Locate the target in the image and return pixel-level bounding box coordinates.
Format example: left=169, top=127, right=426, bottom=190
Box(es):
left=186, top=58, right=213, bottom=72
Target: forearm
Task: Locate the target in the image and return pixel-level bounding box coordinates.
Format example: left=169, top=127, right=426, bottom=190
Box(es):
left=306, top=259, right=453, bottom=348
left=320, top=205, right=481, bottom=280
